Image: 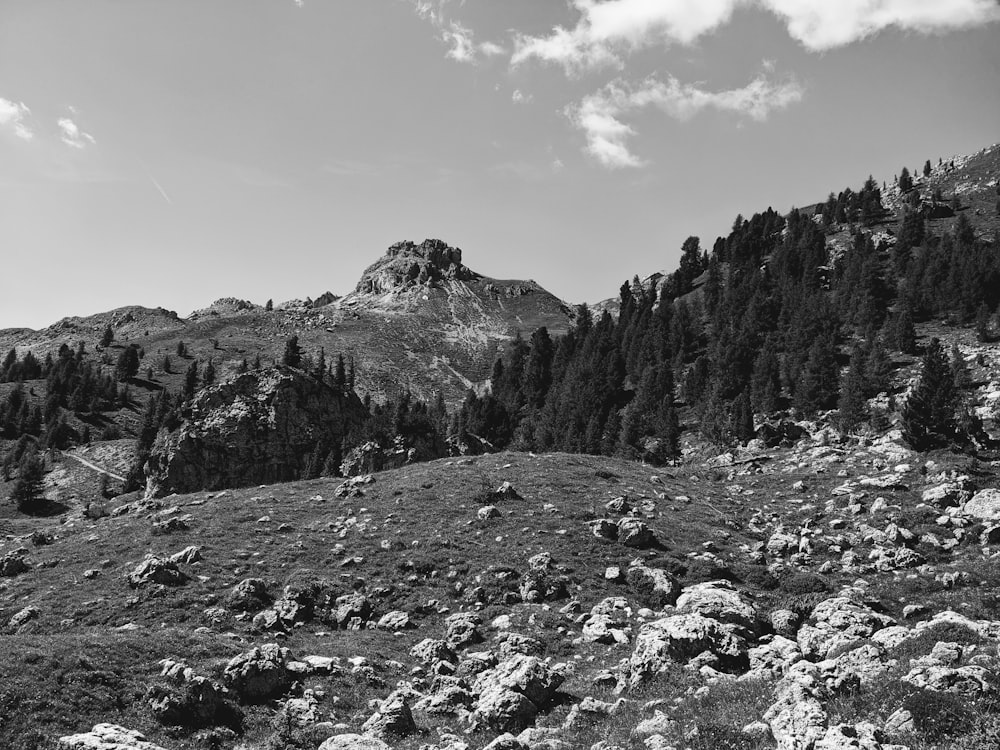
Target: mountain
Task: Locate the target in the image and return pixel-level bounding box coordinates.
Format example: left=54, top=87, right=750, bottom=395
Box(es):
left=0, top=239, right=572, bottom=409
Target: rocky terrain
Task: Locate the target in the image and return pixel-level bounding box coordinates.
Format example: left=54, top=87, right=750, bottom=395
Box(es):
left=4, top=413, right=1000, bottom=750
left=1, top=147, right=999, bottom=750
left=0, top=239, right=572, bottom=409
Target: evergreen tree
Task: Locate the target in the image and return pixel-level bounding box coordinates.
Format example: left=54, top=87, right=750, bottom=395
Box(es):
left=265, top=298, right=274, bottom=312
left=334, top=355, right=347, bottom=389
left=183, top=361, right=199, bottom=400
left=162, top=355, right=172, bottom=374
left=731, top=390, right=754, bottom=444
left=898, top=166, right=913, bottom=193
left=100, top=325, right=114, bottom=349
left=203, top=360, right=216, bottom=387
left=176, top=341, right=187, bottom=357
left=11, top=447, right=45, bottom=514
left=794, top=335, right=840, bottom=414
left=838, top=345, right=868, bottom=431
left=923, top=160, right=932, bottom=178
left=115, top=345, right=140, bottom=382
left=282, top=336, right=302, bottom=369
left=314, top=348, right=326, bottom=381
left=901, top=338, right=958, bottom=450
left=749, top=337, right=781, bottom=414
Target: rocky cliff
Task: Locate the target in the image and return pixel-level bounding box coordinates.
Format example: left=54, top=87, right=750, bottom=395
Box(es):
left=144, top=367, right=367, bottom=497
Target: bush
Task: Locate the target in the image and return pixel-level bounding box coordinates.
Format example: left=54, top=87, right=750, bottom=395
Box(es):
left=903, top=689, right=971, bottom=739
left=779, top=571, right=831, bottom=595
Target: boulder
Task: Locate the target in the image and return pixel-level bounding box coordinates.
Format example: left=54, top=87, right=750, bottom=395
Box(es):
left=226, top=578, right=270, bottom=612
left=626, top=562, right=680, bottom=608
left=125, top=557, right=186, bottom=588
left=0, top=551, right=30, bottom=577
left=8, top=605, right=40, bottom=631
left=815, top=723, right=890, bottom=750
left=628, top=613, right=749, bottom=684
left=445, top=612, right=483, bottom=650
left=318, top=735, right=391, bottom=750
left=57, top=724, right=169, bottom=750
left=902, top=664, right=993, bottom=697
left=474, top=685, right=538, bottom=733
left=333, top=592, right=373, bottom=628
left=617, top=518, right=657, bottom=548
left=582, top=597, right=632, bottom=645
left=376, top=610, right=413, bottom=630
left=222, top=644, right=292, bottom=703
left=473, top=654, right=564, bottom=707
left=362, top=694, right=417, bottom=739
left=410, top=638, right=456, bottom=665
left=964, top=488, right=1000, bottom=521
left=675, top=579, right=758, bottom=631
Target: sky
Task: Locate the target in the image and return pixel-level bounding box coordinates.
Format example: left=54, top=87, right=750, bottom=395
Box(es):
left=1, top=0, right=999, bottom=330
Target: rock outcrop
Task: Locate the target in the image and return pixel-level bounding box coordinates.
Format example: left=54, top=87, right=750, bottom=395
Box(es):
left=354, top=239, right=478, bottom=296
left=145, top=367, right=367, bottom=496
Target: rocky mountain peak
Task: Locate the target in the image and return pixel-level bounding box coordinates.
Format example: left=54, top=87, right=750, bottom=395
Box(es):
left=354, top=239, right=478, bottom=296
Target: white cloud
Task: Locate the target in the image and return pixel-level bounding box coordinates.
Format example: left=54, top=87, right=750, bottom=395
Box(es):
left=410, top=0, right=506, bottom=63
left=58, top=117, right=96, bottom=149
left=765, top=0, right=1000, bottom=51
left=0, top=97, right=34, bottom=140
left=511, top=89, right=533, bottom=104
left=571, top=74, right=804, bottom=168
left=513, top=0, right=1000, bottom=70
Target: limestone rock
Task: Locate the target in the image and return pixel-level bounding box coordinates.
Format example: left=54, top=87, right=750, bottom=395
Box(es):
left=675, top=579, right=758, bottom=631
left=125, top=557, right=186, bottom=588
left=222, top=643, right=293, bottom=703
left=964, top=488, right=1000, bottom=521
left=628, top=613, right=748, bottom=684
left=144, top=367, right=368, bottom=497
left=57, top=724, right=169, bottom=750
left=318, top=735, right=391, bottom=750
left=626, top=562, right=680, bottom=608
left=227, top=578, right=270, bottom=612
left=617, top=518, right=657, bottom=548
left=362, top=694, right=417, bottom=739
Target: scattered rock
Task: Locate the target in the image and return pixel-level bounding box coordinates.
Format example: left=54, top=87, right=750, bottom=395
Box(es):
left=58, top=724, right=169, bottom=750
left=125, top=557, right=187, bottom=588
left=222, top=644, right=293, bottom=703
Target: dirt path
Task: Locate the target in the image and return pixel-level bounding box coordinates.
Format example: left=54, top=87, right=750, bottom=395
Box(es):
left=63, top=453, right=126, bottom=482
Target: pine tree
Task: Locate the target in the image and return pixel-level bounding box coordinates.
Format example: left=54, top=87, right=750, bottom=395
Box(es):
left=282, top=336, right=302, bottom=369
left=115, top=346, right=140, bottom=382
left=162, top=355, right=172, bottom=374
left=265, top=298, right=274, bottom=312
left=838, top=346, right=868, bottom=432
left=11, top=447, right=45, bottom=514
left=749, top=338, right=781, bottom=414
left=183, top=361, right=199, bottom=400
left=100, top=325, right=114, bottom=349
left=898, top=166, right=913, bottom=193
left=731, top=390, right=754, bottom=444
left=923, top=160, right=932, bottom=178
left=176, top=341, right=187, bottom=357
left=901, top=338, right=958, bottom=450
left=794, top=335, right=840, bottom=415
left=203, top=360, right=216, bottom=387
left=334, top=355, right=347, bottom=389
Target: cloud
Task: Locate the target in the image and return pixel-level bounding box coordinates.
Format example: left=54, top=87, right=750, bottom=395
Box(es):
left=57, top=117, right=96, bottom=149
left=410, top=0, right=506, bottom=63
left=0, top=97, right=34, bottom=140
left=513, top=0, right=1000, bottom=70
left=765, top=0, right=1000, bottom=51
left=571, top=74, right=804, bottom=168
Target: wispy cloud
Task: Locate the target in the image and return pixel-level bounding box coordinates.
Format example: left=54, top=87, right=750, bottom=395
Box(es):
left=58, top=116, right=96, bottom=149
left=571, top=73, right=804, bottom=168
left=410, top=0, right=506, bottom=63
left=0, top=97, right=34, bottom=141
left=513, top=0, right=1000, bottom=71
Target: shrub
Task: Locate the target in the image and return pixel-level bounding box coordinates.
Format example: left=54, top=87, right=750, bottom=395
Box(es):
left=779, top=571, right=831, bottom=595
left=903, top=689, right=971, bottom=739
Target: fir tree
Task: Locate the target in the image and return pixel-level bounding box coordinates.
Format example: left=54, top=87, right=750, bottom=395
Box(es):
left=11, top=447, right=45, bottom=514
left=898, top=166, right=913, bottom=193
left=334, top=354, right=347, bottom=389
left=282, top=336, right=302, bottom=369
left=203, top=360, right=216, bottom=387
left=793, top=335, right=840, bottom=415
left=838, top=346, right=868, bottom=432
left=901, top=338, right=958, bottom=450
left=115, top=346, right=140, bottom=382
left=923, top=160, right=932, bottom=178
left=183, top=361, right=199, bottom=400
left=162, top=355, right=172, bottom=374
left=100, top=325, right=114, bottom=349
left=265, top=298, right=274, bottom=312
